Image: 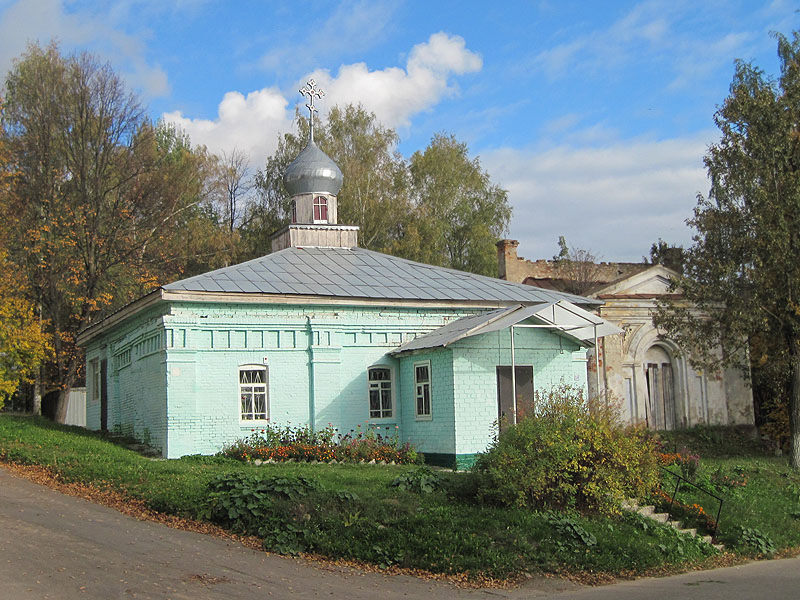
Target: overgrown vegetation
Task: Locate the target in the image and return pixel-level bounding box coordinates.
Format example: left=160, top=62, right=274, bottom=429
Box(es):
left=648, top=425, right=800, bottom=556
left=0, top=415, right=722, bottom=579
left=473, top=384, right=660, bottom=514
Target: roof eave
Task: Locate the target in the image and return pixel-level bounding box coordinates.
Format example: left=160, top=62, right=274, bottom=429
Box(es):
left=77, top=289, right=165, bottom=346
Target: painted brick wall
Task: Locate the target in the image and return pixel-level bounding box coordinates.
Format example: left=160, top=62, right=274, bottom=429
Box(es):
left=86, top=299, right=591, bottom=460
left=450, top=326, right=586, bottom=455
left=159, top=301, right=470, bottom=458
left=396, top=349, right=456, bottom=455
left=84, top=305, right=170, bottom=453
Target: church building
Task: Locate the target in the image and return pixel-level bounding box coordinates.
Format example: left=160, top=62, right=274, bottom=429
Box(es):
left=496, top=239, right=754, bottom=431
left=78, top=82, right=620, bottom=468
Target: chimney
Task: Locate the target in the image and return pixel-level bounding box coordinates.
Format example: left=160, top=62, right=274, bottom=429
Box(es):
left=496, top=239, right=519, bottom=280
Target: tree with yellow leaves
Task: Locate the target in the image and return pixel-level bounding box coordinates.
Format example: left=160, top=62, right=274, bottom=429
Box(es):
left=0, top=107, right=49, bottom=409
left=0, top=250, right=50, bottom=408
left=2, top=44, right=232, bottom=421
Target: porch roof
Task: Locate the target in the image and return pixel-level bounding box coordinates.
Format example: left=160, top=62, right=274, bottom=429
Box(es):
left=391, top=301, right=622, bottom=354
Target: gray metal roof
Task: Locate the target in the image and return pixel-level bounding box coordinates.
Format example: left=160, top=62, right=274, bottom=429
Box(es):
left=392, top=301, right=621, bottom=354
left=283, top=141, right=343, bottom=196
left=163, top=246, right=600, bottom=306
left=393, top=305, right=529, bottom=353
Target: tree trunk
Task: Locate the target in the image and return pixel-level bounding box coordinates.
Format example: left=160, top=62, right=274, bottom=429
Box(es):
left=32, top=302, right=43, bottom=415
left=54, top=386, right=70, bottom=424
left=32, top=367, right=42, bottom=416
left=790, top=341, right=800, bottom=469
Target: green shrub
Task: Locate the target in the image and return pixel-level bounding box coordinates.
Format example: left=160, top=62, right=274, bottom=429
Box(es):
left=473, top=384, right=659, bottom=514
left=541, top=512, right=597, bottom=549
left=733, top=526, right=776, bottom=555
left=200, top=472, right=318, bottom=533
left=390, top=466, right=441, bottom=494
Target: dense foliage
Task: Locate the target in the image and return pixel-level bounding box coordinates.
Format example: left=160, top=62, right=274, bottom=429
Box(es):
left=654, top=32, right=800, bottom=468
left=473, top=385, right=660, bottom=514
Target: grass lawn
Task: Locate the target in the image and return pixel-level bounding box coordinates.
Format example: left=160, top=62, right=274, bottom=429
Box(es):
left=1, top=416, right=790, bottom=580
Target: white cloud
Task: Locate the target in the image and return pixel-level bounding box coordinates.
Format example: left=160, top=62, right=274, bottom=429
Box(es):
left=164, top=32, right=482, bottom=162
left=306, top=32, right=482, bottom=129
left=533, top=1, right=671, bottom=78
left=482, top=132, right=715, bottom=262
left=0, top=0, right=169, bottom=97
left=163, top=88, right=292, bottom=165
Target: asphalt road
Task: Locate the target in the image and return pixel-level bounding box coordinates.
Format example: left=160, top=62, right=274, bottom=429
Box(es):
left=2, top=466, right=799, bottom=599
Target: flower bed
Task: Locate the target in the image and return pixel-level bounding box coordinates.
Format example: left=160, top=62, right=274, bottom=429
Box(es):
left=221, top=423, right=422, bottom=465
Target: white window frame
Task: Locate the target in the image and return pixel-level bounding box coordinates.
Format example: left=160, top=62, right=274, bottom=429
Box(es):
left=239, top=365, right=269, bottom=422
left=414, top=360, right=432, bottom=420
left=312, top=196, right=328, bottom=223
left=90, top=358, right=100, bottom=404
left=367, top=365, right=394, bottom=420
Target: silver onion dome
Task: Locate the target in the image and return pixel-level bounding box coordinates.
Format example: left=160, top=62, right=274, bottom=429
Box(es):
left=283, top=140, right=343, bottom=197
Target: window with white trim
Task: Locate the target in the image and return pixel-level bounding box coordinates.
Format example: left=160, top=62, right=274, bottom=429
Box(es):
left=368, top=366, right=393, bottom=419
left=414, top=361, right=431, bottom=419
left=90, top=359, right=100, bottom=404
left=239, top=365, right=268, bottom=421
left=313, top=196, right=328, bottom=223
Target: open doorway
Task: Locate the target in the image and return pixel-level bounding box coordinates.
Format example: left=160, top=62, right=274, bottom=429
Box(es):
left=644, top=345, right=676, bottom=430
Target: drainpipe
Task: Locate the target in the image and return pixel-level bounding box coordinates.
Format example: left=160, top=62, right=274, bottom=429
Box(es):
left=510, top=325, right=517, bottom=424
left=306, top=317, right=315, bottom=431
left=594, top=324, right=601, bottom=402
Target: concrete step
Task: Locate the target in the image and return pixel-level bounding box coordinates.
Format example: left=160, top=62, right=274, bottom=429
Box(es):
left=624, top=498, right=724, bottom=552
left=650, top=512, right=670, bottom=523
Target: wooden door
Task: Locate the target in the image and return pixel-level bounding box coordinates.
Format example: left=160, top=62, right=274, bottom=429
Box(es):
left=100, top=359, right=108, bottom=432
left=496, top=366, right=534, bottom=433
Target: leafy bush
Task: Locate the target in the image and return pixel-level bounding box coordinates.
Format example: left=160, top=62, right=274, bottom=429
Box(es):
left=734, top=526, right=776, bottom=555
left=390, top=466, right=441, bottom=494
left=200, top=472, right=322, bottom=555
left=473, top=384, right=660, bottom=514
left=541, top=512, right=597, bottom=549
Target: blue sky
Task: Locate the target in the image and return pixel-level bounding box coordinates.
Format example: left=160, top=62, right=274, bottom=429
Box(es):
left=1, top=1, right=797, bottom=262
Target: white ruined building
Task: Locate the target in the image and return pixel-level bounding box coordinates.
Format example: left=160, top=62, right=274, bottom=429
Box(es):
left=497, top=239, right=754, bottom=429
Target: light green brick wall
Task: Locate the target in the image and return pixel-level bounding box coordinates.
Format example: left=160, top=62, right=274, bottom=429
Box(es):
left=85, top=300, right=591, bottom=461
left=152, top=301, right=470, bottom=458
left=450, top=326, right=586, bottom=459
left=84, top=305, right=170, bottom=453
left=396, top=348, right=456, bottom=456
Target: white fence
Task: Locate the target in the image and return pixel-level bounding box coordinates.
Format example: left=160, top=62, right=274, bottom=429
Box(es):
left=64, top=387, right=86, bottom=427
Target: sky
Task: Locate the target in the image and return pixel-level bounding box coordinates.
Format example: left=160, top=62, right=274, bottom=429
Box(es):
left=0, top=0, right=798, bottom=263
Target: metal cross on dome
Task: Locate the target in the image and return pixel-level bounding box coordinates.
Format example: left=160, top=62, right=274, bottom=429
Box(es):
left=299, top=79, right=324, bottom=142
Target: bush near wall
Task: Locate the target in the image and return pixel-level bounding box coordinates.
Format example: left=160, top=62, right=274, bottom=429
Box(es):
left=221, top=423, right=422, bottom=465
left=473, top=384, right=660, bottom=514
